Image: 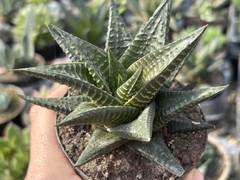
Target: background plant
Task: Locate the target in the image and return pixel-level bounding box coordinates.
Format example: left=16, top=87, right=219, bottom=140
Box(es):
left=0, top=7, right=38, bottom=71
left=60, top=0, right=109, bottom=47
left=13, top=0, right=61, bottom=49
left=16, top=0, right=227, bottom=177
left=0, top=123, right=30, bottom=180
left=185, top=0, right=229, bottom=23
left=126, top=0, right=186, bottom=36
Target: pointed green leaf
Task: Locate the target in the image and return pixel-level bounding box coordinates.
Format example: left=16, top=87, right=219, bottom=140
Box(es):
left=124, top=26, right=207, bottom=108
left=58, top=103, right=140, bottom=128
left=154, top=85, right=228, bottom=129
left=108, top=48, right=128, bottom=92
left=115, top=66, right=143, bottom=104
left=15, top=66, right=121, bottom=106
left=119, top=0, right=172, bottom=68
left=127, top=26, right=207, bottom=79
left=75, top=128, right=128, bottom=166
left=48, top=25, right=110, bottom=93
left=107, top=102, right=156, bottom=142
left=22, top=7, right=35, bottom=62
left=19, top=62, right=95, bottom=84
left=105, top=0, right=132, bottom=60
left=126, top=131, right=185, bottom=177
left=167, top=118, right=215, bottom=134
left=18, top=95, right=90, bottom=115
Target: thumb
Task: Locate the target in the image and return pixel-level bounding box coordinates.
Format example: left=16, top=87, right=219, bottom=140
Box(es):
left=26, top=85, right=81, bottom=180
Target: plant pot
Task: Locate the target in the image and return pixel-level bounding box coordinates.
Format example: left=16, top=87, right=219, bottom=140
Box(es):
left=55, top=85, right=209, bottom=179
left=197, top=135, right=231, bottom=180
left=226, top=4, right=240, bottom=60
left=200, top=60, right=232, bottom=121
left=0, top=84, right=25, bottom=136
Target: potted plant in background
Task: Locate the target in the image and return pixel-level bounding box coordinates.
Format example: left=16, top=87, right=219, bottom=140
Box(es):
left=174, top=26, right=232, bottom=121
left=125, top=0, right=187, bottom=36
left=60, top=0, right=109, bottom=47
left=13, top=0, right=63, bottom=61
left=16, top=0, right=228, bottom=179
left=0, top=122, right=30, bottom=179
left=0, top=7, right=46, bottom=93
left=196, top=135, right=231, bottom=180
left=184, top=0, right=230, bottom=28
left=0, top=84, right=25, bottom=136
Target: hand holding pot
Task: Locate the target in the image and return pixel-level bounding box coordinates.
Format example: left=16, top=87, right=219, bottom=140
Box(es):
left=25, top=85, right=82, bottom=180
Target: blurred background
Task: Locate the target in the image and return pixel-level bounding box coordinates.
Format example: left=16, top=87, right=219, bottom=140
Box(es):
left=0, top=0, right=240, bottom=179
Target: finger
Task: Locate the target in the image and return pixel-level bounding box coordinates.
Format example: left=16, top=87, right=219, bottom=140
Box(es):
left=26, top=85, right=81, bottom=180
left=183, top=169, right=204, bottom=180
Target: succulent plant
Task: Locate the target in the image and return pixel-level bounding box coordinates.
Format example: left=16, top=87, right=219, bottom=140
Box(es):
left=0, top=92, right=11, bottom=112
left=60, top=0, right=109, bottom=46
left=0, top=7, right=40, bottom=71
left=0, top=123, right=30, bottom=180
left=185, top=0, right=229, bottom=23
left=13, top=1, right=61, bottom=49
left=126, top=0, right=185, bottom=35
left=16, top=0, right=228, bottom=177
left=0, top=0, right=25, bottom=22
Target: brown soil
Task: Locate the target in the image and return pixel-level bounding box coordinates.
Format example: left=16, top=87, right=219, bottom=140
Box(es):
left=56, top=94, right=207, bottom=179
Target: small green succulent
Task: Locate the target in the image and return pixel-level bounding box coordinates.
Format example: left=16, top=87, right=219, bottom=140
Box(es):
left=60, top=0, right=108, bottom=47
left=16, top=0, right=227, bottom=177
left=0, top=7, right=38, bottom=71
left=13, top=1, right=61, bottom=49
left=0, top=123, right=30, bottom=180
left=0, top=92, right=11, bottom=112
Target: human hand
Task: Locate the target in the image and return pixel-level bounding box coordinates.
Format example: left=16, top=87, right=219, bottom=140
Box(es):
left=183, top=169, right=204, bottom=180
left=25, top=85, right=82, bottom=180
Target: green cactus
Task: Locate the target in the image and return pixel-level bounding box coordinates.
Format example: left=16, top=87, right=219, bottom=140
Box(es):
left=16, top=0, right=228, bottom=177
left=0, top=123, right=30, bottom=180
left=13, top=2, right=61, bottom=49
left=0, top=7, right=39, bottom=70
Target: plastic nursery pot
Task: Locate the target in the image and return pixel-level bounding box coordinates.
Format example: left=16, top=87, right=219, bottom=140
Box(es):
left=55, top=83, right=209, bottom=180
left=200, top=60, right=232, bottom=121
left=0, top=84, right=25, bottom=136
left=0, top=53, right=46, bottom=87
left=199, top=135, right=231, bottom=180
left=226, top=3, right=240, bottom=61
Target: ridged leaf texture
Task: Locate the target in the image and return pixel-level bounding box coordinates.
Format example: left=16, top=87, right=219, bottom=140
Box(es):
left=119, top=0, right=171, bottom=68
left=16, top=0, right=228, bottom=177
left=75, top=128, right=128, bottom=166
left=154, top=85, right=228, bottom=129
left=108, top=48, right=128, bottom=92
left=48, top=25, right=110, bottom=93
left=15, top=65, right=121, bottom=106
left=107, top=102, right=156, bottom=142
left=58, top=102, right=140, bottom=128
left=167, top=118, right=215, bottom=134
left=18, top=95, right=90, bottom=115
left=127, top=131, right=185, bottom=176
left=105, top=0, right=132, bottom=60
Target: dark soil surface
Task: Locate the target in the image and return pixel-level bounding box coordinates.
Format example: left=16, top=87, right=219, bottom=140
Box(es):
left=57, top=105, right=206, bottom=180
